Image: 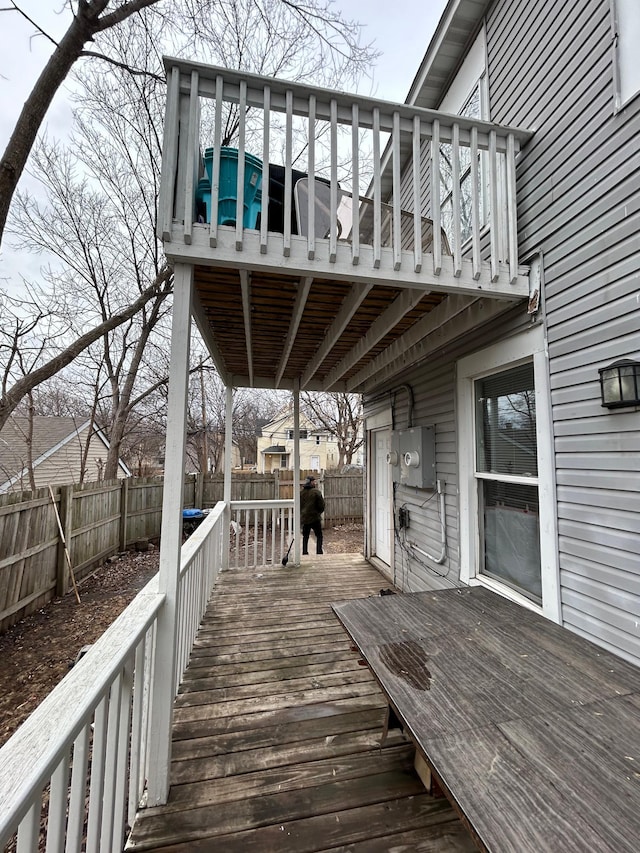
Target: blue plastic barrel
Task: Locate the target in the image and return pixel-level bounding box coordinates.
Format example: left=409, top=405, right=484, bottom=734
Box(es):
left=202, top=147, right=263, bottom=228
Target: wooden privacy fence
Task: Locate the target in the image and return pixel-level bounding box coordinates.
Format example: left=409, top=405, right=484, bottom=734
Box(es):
left=198, top=470, right=364, bottom=524
left=0, top=470, right=363, bottom=632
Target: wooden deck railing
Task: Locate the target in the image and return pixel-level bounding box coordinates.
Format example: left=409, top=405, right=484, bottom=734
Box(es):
left=0, top=502, right=227, bottom=852
left=158, top=59, right=531, bottom=288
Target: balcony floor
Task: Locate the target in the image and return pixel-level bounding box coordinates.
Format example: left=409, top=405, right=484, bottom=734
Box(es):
left=127, top=554, right=474, bottom=851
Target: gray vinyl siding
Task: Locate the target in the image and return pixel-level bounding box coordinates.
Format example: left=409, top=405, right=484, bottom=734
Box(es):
left=364, top=305, right=533, bottom=595
left=487, top=0, right=640, bottom=663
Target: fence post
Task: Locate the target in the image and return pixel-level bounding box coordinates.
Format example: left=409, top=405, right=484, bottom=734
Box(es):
left=119, top=478, right=129, bottom=552
left=55, top=485, right=73, bottom=597
left=274, top=468, right=280, bottom=500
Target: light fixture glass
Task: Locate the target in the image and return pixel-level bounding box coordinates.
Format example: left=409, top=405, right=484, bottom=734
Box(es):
left=598, top=359, right=640, bottom=408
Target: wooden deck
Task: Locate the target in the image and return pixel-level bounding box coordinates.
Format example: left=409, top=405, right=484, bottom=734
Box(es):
left=126, top=555, right=474, bottom=851
left=333, top=588, right=640, bottom=853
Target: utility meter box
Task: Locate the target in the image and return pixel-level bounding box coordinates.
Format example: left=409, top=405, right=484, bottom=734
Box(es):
left=389, top=425, right=436, bottom=489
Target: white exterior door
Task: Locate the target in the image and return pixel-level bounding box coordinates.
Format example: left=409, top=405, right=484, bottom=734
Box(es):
left=373, top=429, right=392, bottom=565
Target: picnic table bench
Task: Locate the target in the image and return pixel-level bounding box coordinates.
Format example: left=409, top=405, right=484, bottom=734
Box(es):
left=332, top=586, right=640, bottom=852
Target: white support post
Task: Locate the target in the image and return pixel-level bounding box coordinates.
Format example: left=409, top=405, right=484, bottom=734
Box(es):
left=146, top=262, right=193, bottom=806
left=293, top=383, right=301, bottom=566
left=223, top=384, right=233, bottom=569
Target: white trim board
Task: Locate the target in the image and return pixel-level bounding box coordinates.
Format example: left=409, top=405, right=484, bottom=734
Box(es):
left=456, top=324, right=561, bottom=623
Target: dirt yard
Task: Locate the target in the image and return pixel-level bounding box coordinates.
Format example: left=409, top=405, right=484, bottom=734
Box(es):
left=0, top=523, right=364, bottom=747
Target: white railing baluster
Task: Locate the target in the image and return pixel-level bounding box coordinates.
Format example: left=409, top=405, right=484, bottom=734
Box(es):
left=100, top=674, right=123, bottom=851
left=128, top=640, right=146, bottom=826
left=307, top=95, right=316, bottom=260
left=470, top=125, right=481, bottom=280
left=46, top=752, right=70, bottom=852
left=412, top=115, right=422, bottom=273
left=86, top=698, right=108, bottom=851
left=372, top=107, right=381, bottom=269
left=392, top=111, right=402, bottom=272
left=235, top=79, right=247, bottom=251
left=351, top=103, right=360, bottom=266
left=488, top=129, right=500, bottom=282
left=157, top=66, right=180, bottom=242
left=431, top=119, right=442, bottom=275
left=329, top=98, right=338, bottom=263
left=253, top=509, right=259, bottom=566
left=284, top=90, right=293, bottom=257
left=66, top=726, right=90, bottom=853
left=260, top=85, right=270, bottom=255
left=209, top=75, right=223, bottom=248
left=17, top=799, right=40, bottom=853
left=506, top=132, right=518, bottom=283
left=451, top=122, right=462, bottom=277
left=112, top=660, right=133, bottom=853
left=182, top=70, right=199, bottom=245
left=271, top=507, right=277, bottom=565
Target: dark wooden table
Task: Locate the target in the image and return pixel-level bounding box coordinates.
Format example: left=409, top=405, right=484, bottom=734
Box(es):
left=332, top=586, right=640, bottom=852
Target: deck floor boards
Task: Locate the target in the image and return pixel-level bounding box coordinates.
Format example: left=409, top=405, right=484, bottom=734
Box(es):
left=127, top=555, right=474, bottom=852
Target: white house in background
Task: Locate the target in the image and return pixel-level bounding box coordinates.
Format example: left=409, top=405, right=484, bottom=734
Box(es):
left=256, top=410, right=341, bottom=472
left=0, top=416, right=131, bottom=493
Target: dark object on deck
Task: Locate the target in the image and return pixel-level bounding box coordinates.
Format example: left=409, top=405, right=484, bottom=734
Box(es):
left=183, top=508, right=205, bottom=537
left=282, top=538, right=294, bottom=566
left=380, top=588, right=396, bottom=596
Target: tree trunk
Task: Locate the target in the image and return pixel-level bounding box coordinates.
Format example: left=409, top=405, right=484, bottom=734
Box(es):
left=0, top=13, right=95, bottom=244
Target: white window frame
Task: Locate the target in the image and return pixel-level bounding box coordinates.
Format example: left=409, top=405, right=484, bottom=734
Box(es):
left=611, top=0, right=640, bottom=112
left=457, top=325, right=560, bottom=621
left=438, top=27, right=490, bottom=248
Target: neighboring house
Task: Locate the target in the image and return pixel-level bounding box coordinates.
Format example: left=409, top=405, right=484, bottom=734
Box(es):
left=256, top=410, right=342, bottom=473
left=0, top=416, right=131, bottom=494
left=156, top=0, right=639, bottom=669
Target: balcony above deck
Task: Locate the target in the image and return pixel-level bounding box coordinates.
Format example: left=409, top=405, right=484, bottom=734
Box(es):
left=158, top=59, right=533, bottom=392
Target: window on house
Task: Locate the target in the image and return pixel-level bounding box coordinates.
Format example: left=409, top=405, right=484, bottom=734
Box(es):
left=457, top=326, right=560, bottom=621
left=475, top=363, right=541, bottom=602
left=280, top=454, right=289, bottom=468
left=439, top=84, right=486, bottom=245
left=613, top=0, right=640, bottom=110
left=287, top=429, right=308, bottom=440
left=316, top=435, right=321, bottom=445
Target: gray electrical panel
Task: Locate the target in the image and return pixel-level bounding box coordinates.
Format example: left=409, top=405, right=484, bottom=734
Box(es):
left=389, top=425, right=436, bottom=489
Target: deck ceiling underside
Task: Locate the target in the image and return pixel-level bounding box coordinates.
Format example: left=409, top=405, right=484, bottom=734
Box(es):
left=194, top=265, right=447, bottom=391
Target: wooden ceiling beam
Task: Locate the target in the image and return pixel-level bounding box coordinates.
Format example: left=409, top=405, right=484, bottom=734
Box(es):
left=275, top=276, right=313, bottom=388
left=300, top=283, right=373, bottom=389
left=346, top=295, right=516, bottom=392
left=191, top=291, right=231, bottom=386
left=322, top=288, right=427, bottom=390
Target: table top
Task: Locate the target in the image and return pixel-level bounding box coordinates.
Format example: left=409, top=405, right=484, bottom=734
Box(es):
left=332, top=586, right=640, bottom=853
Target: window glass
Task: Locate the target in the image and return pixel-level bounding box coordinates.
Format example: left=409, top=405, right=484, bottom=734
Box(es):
left=440, top=85, right=485, bottom=244
left=474, top=361, right=541, bottom=604
left=475, top=363, right=537, bottom=477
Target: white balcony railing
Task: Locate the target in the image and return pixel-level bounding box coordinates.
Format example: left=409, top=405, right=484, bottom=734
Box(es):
left=0, top=501, right=227, bottom=853
left=229, top=499, right=295, bottom=569
left=159, top=60, right=531, bottom=290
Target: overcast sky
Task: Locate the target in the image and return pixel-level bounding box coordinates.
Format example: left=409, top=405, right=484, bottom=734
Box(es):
left=0, top=0, right=448, bottom=295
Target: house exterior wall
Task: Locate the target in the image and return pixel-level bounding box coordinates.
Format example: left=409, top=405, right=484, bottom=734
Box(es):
left=1, top=429, right=126, bottom=493
left=487, top=0, right=640, bottom=661
left=365, top=0, right=640, bottom=665
left=256, top=414, right=343, bottom=473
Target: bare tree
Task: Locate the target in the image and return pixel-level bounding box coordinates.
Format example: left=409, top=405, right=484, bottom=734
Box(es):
left=302, top=391, right=363, bottom=467
left=0, top=0, right=373, bottom=247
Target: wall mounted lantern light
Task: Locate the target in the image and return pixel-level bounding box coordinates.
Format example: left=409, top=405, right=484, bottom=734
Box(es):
left=598, top=359, right=640, bottom=408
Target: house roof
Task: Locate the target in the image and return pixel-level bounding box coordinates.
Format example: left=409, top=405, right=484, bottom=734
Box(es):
left=0, top=416, right=130, bottom=492
left=262, top=445, right=286, bottom=454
